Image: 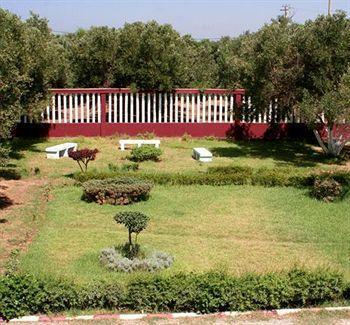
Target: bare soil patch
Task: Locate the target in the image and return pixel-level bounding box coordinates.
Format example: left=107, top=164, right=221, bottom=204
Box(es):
left=0, top=178, right=48, bottom=273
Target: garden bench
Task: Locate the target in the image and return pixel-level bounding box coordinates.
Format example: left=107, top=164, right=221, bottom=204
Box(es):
left=119, top=139, right=160, bottom=151
left=45, top=142, right=78, bottom=159
left=192, top=147, right=213, bottom=162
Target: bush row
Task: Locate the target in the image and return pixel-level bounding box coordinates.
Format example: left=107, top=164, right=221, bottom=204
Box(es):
left=74, top=166, right=350, bottom=188
left=0, top=269, right=346, bottom=320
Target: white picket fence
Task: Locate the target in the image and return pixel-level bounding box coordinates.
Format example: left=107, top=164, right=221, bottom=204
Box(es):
left=21, top=88, right=302, bottom=124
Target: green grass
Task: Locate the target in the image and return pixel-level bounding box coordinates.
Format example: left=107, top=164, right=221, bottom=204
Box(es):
left=19, top=183, right=350, bottom=283
left=6, top=137, right=344, bottom=180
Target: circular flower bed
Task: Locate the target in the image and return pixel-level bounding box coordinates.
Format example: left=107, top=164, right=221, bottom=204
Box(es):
left=99, top=247, right=174, bottom=273
left=82, top=177, right=152, bottom=205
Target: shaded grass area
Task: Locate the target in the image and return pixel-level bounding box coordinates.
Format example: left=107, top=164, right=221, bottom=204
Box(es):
left=19, top=184, right=350, bottom=284
left=4, top=137, right=344, bottom=181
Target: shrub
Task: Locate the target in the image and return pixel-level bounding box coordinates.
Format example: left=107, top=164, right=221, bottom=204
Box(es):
left=114, top=211, right=149, bottom=253
left=82, top=177, right=152, bottom=205
left=127, top=146, right=162, bottom=162
left=69, top=148, right=98, bottom=173
left=108, top=162, right=139, bottom=172
left=311, top=177, right=343, bottom=202
left=181, top=133, right=192, bottom=142
left=99, top=247, right=173, bottom=273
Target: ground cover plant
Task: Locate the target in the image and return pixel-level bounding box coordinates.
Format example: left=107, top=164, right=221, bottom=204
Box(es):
left=127, top=146, right=162, bottom=162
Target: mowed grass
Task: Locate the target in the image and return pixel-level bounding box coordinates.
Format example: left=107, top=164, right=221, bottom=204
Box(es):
left=8, top=136, right=340, bottom=180
left=19, top=183, right=350, bottom=283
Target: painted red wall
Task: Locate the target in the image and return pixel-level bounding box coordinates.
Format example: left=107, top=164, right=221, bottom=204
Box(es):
left=15, top=122, right=311, bottom=140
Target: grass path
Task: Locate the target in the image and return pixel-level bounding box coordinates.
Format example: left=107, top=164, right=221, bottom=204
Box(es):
left=19, top=184, right=350, bottom=283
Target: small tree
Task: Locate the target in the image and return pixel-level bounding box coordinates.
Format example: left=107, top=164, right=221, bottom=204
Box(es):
left=68, top=148, right=98, bottom=172
left=114, top=211, right=149, bottom=249
left=300, top=69, right=350, bottom=157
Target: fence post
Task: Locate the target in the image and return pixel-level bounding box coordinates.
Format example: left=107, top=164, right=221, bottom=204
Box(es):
left=235, top=92, right=243, bottom=122
left=100, top=92, right=106, bottom=136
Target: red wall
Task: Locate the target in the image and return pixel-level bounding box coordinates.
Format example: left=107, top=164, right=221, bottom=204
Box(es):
left=15, top=122, right=311, bottom=140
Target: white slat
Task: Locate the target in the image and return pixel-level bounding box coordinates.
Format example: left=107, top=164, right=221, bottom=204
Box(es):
left=158, top=93, right=162, bottom=123
left=97, top=94, right=101, bottom=123
left=119, top=93, right=123, bottom=123
left=80, top=94, right=84, bottom=122
left=69, top=95, right=73, bottom=123
left=169, top=94, right=173, bottom=123
left=92, top=94, right=96, bottom=123
left=46, top=105, right=50, bottom=123
left=136, top=93, right=140, bottom=123
left=114, top=94, right=117, bottom=123
left=74, top=95, right=78, bottom=123
left=219, top=95, right=223, bottom=122
left=229, top=95, right=234, bottom=123
left=186, top=94, right=190, bottom=123
left=164, top=93, right=168, bottom=123
left=153, top=93, right=157, bottom=123
left=141, top=93, right=145, bottom=122
left=57, top=95, right=61, bottom=123
left=191, top=94, right=195, bottom=122
left=86, top=94, right=90, bottom=123
left=180, top=94, right=184, bottom=123
left=196, top=94, right=200, bottom=123
left=208, top=95, right=212, bottom=123
left=130, top=93, right=134, bottom=123
left=63, top=95, right=67, bottom=123
left=108, top=94, right=112, bottom=123
left=175, top=94, right=179, bottom=123
left=147, top=93, right=151, bottom=123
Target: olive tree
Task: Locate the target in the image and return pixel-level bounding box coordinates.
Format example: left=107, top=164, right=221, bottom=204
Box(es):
left=0, top=10, right=62, bottom=137
left=300, top=70, right=350, bottom=157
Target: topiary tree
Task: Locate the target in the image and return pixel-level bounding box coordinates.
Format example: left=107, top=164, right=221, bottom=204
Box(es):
left=114, top=211, right=149, bottom=250
left=68, top=148, right=98, bottom=172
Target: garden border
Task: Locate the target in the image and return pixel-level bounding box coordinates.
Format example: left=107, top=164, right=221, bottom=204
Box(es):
left=5, top=306, right=350, bottom=323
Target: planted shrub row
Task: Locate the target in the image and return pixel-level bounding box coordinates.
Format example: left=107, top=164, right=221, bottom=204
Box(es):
left=0, top=269, right=346, bottom=320
left=82, top=177, right=152, bottom=205
left=74, top=167, right=350, bottom=189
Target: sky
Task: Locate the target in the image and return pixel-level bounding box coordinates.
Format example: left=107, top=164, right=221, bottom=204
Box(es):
left=1, top=0, right=350, bottom=39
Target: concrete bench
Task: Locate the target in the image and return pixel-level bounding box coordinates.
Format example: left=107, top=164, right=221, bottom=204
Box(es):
left=45, top=142, right=78, bottom=159
left=119, top=139, right=160, bottom=151
left=192, top=147, right=213, bottom=162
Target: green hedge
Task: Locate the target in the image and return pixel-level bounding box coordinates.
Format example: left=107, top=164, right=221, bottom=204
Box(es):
left=73, top=167, right=350, bottom=189
left=0, top=269, right=346, bottom=320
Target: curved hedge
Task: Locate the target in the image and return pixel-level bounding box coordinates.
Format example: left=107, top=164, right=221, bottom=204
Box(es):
left=0, top=269, right=346, bottom=320
left=82, top=177, right=152, bottom=205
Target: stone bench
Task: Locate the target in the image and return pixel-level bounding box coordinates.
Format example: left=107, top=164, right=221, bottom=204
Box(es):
left=119, top=139, right=160, bottom=151
left=45, top=142, right=78, bottom=159
left=192, top=147, right=213, bottom=162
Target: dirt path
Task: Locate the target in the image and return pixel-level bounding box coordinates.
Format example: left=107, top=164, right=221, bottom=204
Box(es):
left=0, top=178, right=48, bottom=273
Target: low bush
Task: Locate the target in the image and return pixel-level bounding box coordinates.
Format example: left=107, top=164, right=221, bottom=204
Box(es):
left=99, top=248, right=174, bottom=272
left=311, top=177, right=343, bottom=202
left=82, top=177, right=152, bottom=205
left=127, top=146, right=162, bottom=162
left=0, top=269, right=345, bottom=320
left=108, top=162, right=139, bottom=172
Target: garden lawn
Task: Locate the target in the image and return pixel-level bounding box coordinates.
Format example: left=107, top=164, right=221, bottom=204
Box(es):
left=19, top=183, right=350, bottom=284
left=6, top=137, right=343, bottom=180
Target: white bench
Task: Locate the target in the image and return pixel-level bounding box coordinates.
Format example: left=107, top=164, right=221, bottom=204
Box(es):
left=119, top=139, right=160, bottom=151
left=45, top=142, right=78, bottom=159
left=192, top=147, right=213, bottom=162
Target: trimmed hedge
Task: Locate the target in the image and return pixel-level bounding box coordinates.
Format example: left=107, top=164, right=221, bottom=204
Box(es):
left=82, top=177, right=152, bottom=205
left=0, top=269, right=346, bottom=320
left=73, top=167, right=350, bottom=190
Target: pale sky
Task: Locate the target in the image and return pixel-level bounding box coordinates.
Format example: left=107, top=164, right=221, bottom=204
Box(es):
left=1, top=0, right=349, bottom=38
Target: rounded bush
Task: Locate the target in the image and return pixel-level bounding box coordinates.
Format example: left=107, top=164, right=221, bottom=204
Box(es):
left=127, top=146, right=162, bottom=162
left=82, top=177, right=152, bottom=205
left=312, top=177, right=343, bottom=202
